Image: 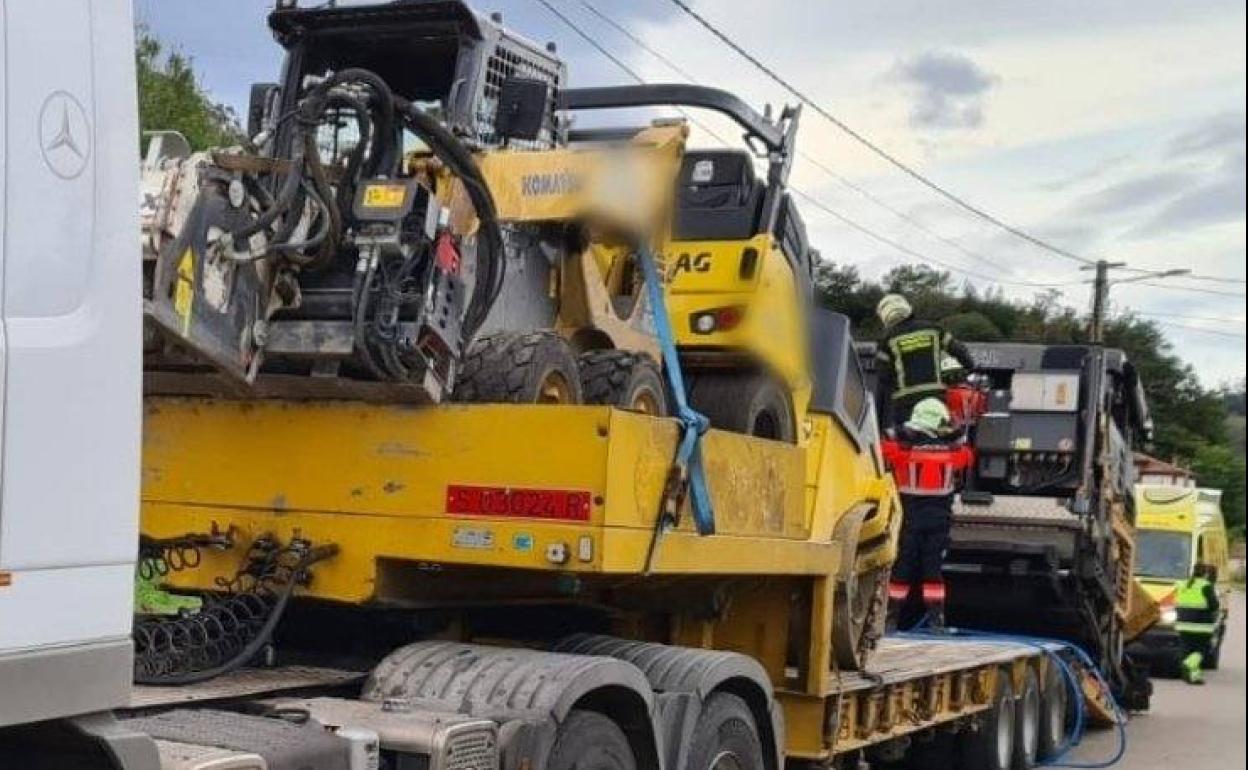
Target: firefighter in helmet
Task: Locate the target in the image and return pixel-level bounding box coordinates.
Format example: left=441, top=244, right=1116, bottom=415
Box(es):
left=875, top=294, right=975, bottom=428
left=882, top=397, right=974, bottom=631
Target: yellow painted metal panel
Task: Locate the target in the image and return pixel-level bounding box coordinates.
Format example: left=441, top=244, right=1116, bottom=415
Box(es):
left=143, top=399, right=849, bottom=602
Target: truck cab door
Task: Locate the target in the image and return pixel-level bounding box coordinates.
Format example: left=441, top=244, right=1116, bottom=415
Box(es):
left=0, top=0, right=141, bottom=726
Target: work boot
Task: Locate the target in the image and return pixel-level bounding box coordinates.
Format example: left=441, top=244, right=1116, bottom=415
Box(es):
left=1182, top=652, right=1205, bottom=685
left=886, top=582, right=909, bottom=633
left=921, top=581, right=948, bottom=632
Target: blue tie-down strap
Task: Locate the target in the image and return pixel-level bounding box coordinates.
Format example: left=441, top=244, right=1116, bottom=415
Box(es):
left=636, top=244, right=715, bottom=537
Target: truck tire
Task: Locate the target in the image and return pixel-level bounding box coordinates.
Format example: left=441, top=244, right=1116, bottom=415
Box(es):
left=1037, top=660, right=1070, bottom=761
left=455, top=331, right=583, bottom=405
left=686, top=692, right=766, bottom=770
left=958, top=669, right=1015, bottom=770
left=909, top=731, right=957, bottom=769
left=688, top=373, right=795, bottom=443
left=1013, top=666, right=1041, bottom=768
left=578, top=350, right=668, bottom=416
left=547, top=710, right=637, bottom=770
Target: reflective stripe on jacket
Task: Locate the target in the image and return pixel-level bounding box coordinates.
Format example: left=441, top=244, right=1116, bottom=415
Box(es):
left=1175, top=577, right=1219, bottom=635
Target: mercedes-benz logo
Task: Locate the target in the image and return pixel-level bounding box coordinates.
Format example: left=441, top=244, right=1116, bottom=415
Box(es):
left=39, top=91, right=92, bottom=179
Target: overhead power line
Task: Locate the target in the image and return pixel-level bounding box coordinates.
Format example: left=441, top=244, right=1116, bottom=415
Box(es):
left=1148, top=321, right=1246, bottom=339
left=543, top=0, right=1244, bottom=305
left=1137, top=282, right=1247, bottom=299
left=572, top=0, right=1078, bottom=289
left=1120, top=267, right=1247, bottom=285
left=1135, top=310, right=1247, bottom=324
left=664, top=0, right=1248, bottom=289
left=791, top=190, right=1082, bottom=289
left=662, top=0, right=1103, bottom=267
left=538, top=0, right=1079, bottom=291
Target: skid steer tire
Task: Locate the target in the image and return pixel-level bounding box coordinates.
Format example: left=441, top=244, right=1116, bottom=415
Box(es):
left=578, top=350, right=668, bottom=416
left=688, top=372, right=795, bottom=443
left=454, top=331, right=583, bottom=405
left=546, top=710, right=637, bottom=770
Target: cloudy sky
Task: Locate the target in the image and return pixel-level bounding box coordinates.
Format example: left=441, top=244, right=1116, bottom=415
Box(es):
left=137, top=0, right=1247, bottom=385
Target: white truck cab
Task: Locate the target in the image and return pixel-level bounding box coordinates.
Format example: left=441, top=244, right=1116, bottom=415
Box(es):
left=0, top=0, right=141, bottom=728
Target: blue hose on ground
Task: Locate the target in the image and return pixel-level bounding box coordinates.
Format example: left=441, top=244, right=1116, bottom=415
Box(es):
left=898, top=623, right=1128, bottom=768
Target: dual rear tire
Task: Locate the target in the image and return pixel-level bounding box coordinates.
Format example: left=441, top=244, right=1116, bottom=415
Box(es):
left=548, top=694, right=765, bottom=770
left=957, top=664, right=1051, bottom=770
left=958, top=670, right=1016, bottom=770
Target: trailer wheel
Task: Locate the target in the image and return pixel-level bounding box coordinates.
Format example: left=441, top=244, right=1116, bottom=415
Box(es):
left=1013, top=666, right=1041, bottom=768
left=958, top=669, right=1015, bottom=770
left=547, top=710, right=637, bottom=770
left=686, top=692, right=766, bottom=770
left=1037, top=660, right=1070, bottom=760
left=688, top=373, right=795, bottom=442
left=455, top=331, right=583, bottom=405
left=908, top=731, right=957, bottom=769
left=578, top=350, right=668, bottom=416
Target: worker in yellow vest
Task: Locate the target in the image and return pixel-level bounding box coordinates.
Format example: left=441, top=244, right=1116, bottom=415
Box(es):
left=1175, top=563, right=1221, bottom=685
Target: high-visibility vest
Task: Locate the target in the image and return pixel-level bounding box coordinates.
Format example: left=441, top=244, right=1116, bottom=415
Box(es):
left=881, top=440, right=975, bottom=497
left=1175, top=578, right=1218, bottom=635
left=878, top=325, right=954, bottom=400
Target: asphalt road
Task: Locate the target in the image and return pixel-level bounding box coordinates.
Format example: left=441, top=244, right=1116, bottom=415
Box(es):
left=1067, top=591, right=1245, bottom=769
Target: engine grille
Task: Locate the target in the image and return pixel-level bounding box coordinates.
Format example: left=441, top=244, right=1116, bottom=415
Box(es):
left=438, top=723, right=498, bottom=770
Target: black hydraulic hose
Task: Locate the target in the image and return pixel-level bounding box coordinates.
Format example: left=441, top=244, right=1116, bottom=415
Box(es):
left=394, top=99, right=506, bottom=341
left=230, top=70, right=395, bottom=249
left=301, top=132, right=343, bottom=269
left=133, top=543, right=338, bottom=686
left=352, top=258, right=391, bottom=381
left=323, top=90, right=372, bottom=213
left=307, top=68, right=397, bottom=175
left=269, top=180, right=332, bottom=256
left=230, top=135, right=306, bottom=243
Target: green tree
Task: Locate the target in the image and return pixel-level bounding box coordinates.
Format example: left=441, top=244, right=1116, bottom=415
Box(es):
left=1191, top=444, right=1246, bottom=530
left=942, top=311, right=1004, bottom=342
left=136, top=27, right=241, bottom=151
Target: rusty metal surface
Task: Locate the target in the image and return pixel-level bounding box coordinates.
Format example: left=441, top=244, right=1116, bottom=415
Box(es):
left=127, top=666, right=365, bottom=709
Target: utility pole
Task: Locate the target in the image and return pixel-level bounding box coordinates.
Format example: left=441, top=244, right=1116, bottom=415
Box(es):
left=1087, top=260, right=1125, bottom=344
left=1081, top=261, right=1190, bottom=344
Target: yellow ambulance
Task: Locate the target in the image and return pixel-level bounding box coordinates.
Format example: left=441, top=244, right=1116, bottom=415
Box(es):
left=1129, top=485, right=1232, bottom=672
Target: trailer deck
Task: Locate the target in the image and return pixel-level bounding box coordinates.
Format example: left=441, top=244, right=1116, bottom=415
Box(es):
left=125, top=635, right=1078, bottom=762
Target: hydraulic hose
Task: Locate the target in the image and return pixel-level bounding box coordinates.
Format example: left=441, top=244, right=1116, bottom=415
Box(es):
left=394, top=98, right=506, bottom=341
left=899, top=625, right=1129, bottom=768
left=220, top=68, right=506, bottom=365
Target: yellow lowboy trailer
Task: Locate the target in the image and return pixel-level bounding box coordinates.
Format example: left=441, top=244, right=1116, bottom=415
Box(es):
left=135, top=398, right=1095, bottom=770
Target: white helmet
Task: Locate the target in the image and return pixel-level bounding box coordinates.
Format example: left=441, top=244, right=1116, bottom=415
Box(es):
left=876, top=293, right=912, bottom=328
